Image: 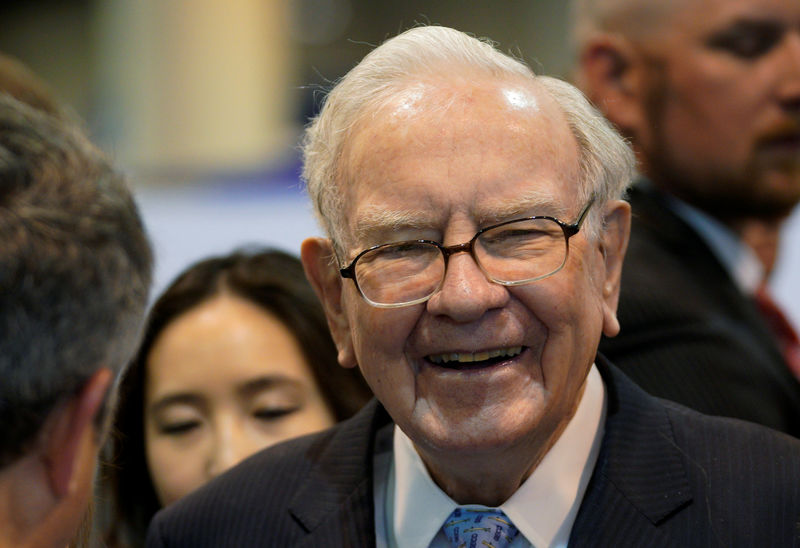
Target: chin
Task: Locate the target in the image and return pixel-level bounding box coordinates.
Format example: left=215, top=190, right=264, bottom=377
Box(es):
left=410, top=399, right=550, bottom=455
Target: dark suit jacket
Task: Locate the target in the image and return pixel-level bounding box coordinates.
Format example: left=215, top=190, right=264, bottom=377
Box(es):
left=147, top=357, right=800, bottom=547
left=599, top=183, right=800, bottom=436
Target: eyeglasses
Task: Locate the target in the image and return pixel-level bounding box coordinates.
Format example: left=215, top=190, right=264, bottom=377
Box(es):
left=339, top=198, right=595, bottom=308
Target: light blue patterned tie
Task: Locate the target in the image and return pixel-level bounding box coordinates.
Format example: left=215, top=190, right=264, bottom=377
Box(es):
left=441, top=507, right=520, bottom=548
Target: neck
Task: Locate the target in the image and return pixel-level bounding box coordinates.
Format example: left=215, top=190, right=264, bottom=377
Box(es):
left=0, top=459, right=48, bottom=548
left=414, top=385, right=584, bottom=506
left=418, top=433, right=563, bottom=506
left=0, top=453, right=85, bottom=548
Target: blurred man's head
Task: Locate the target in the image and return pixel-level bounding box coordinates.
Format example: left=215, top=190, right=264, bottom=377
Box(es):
left=573, top=0, right=800, bottom=223
left=0, top=94, right=152, bottom=547
left=301, top=26, right=634, bottom=505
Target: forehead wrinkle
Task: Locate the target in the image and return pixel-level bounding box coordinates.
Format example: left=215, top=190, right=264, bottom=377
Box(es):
left=352, top=205, right=439, bottom=243
left=475, top=187, right=571, bottom=226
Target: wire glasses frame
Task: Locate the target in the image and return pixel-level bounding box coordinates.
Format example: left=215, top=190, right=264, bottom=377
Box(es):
left=340, top=198, right=596, bottom=308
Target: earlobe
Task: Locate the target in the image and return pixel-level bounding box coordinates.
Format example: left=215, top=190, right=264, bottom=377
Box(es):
left=44, top=368, right=112, bottom=498
left=598, top=200, right=631, bottom=338
left=301, top=237, right=358, bottom=368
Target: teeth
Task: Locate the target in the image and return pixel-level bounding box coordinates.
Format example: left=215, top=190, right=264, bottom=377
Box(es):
left=427, top=346, right=522, bottom=364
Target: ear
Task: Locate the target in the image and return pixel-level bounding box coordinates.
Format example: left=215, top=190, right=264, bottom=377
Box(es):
left=301, top=237, right=358, bottom=368
left=44, top=367, right=113, bottom=498
left=597, top=200, right=631, bottom=338
left=577, top=35, right=648, bottom=138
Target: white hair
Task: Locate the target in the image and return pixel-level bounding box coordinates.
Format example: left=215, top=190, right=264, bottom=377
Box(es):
left=302, top=25, right=635, bottom=253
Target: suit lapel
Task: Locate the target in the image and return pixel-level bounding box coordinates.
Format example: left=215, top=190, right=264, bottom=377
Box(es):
left=280, top=350, right=698, bottom=547
left=570, top=357, right=692, bottom=547
left=289, top=400, right=391, bottom=548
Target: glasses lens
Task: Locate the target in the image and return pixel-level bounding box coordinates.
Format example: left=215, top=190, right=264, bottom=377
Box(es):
left=354, top=242, right=444, bottom=306
left=476, top=218, right=567, bottom=284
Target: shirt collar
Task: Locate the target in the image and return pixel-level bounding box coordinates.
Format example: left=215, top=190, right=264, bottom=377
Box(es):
left=663, top=193, right=764, bottom=294
left=390, top=364, right=606, bottom=548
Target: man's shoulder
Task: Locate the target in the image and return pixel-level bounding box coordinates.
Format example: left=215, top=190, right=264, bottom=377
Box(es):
left=573, top=361, right=800, bottom=546
left=659, top=400, right=800, bottom=540
left=602, top=356, right=800, bottom=462
left=662, top=394, right=800, bottom=458
left=146, top=400, right=385, bottom=547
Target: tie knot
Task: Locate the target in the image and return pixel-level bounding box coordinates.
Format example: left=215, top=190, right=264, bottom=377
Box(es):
left=441, top=507, right=520, bottom=548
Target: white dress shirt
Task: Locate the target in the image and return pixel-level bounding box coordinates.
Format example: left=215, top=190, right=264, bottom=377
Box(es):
left=373, top=365, right=607, bottom=548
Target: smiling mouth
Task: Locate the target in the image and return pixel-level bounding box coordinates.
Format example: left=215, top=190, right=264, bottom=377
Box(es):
left=426, top=346, right=523, bottom=369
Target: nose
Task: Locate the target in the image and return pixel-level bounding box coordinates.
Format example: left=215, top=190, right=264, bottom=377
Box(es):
left=206, top=417, right=255, bottom=480
left=778, top=31, right=800, bottom=111
left=426, top=249, right=509, bottom=322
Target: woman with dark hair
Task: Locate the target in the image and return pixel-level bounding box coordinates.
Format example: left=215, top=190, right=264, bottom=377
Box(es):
left=100, top=248, right=372, bottom=547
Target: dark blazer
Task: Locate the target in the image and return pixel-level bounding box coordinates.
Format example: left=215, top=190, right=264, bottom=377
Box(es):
left=599, top=183, right=800, bottom=436
left=147, top=357, right=800, bottom=547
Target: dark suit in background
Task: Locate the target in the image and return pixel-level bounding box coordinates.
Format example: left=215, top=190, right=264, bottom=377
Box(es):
left=600, top=184, right=800, bottom=436
left=146, top=357, right=800, bottom=548
left=575, top=0, right=800, bottom=436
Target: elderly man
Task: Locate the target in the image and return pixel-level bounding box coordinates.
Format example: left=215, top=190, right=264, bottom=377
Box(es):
left=572, top=0, right=800, bottom=435
left=0, top=95, right=152, bottom=547
left=147, top=27, right=800, bottom=547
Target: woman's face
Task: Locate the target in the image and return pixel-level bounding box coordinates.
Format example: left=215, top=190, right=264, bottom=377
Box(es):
left=144, top=294, right=336, bottom=506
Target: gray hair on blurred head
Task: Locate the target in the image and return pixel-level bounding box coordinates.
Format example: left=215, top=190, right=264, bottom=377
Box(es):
left=570, top=0, right=686, bottom=51
left=0, top=93, right=153, bottom=467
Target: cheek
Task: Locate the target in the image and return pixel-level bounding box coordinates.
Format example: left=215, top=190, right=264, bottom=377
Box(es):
left=144, top=429, right=208, bottom=506
left=251, top=406, right=337, bottom=449
left=662, top=59, right=759, bottom=157
left=350, top=306, right=418, bottom=373
left=533, top=260, right=605, bottom=370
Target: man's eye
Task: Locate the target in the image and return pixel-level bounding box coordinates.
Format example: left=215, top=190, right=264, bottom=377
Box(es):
left=380, top=242, right=432, bottom=260
left=485, top=228, right=548, bottom=243
left=159, top=420, right=200, bottom=435
left=707, top=22, right=783, bottom=60
left=253, top=406, right=301, bottom=421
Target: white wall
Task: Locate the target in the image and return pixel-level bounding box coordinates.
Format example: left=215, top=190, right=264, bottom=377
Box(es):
left=134, top=180, right=320, bottom=297
left=135, top=182, right=800, bottom=333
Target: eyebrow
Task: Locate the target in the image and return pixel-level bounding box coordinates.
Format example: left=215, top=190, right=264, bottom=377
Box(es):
left=476, top=190, right=568, bottom=225
left=236, top=375, right=304, bottom=399
left=721, top=16, right=786, bottom=30
left=352, top=187, right=571, bottom=242
left=148, top=393, right=205, bottom=415
left=353, top=206, right=437, bottom=243
left=705, top=16, right=787, bottom=48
